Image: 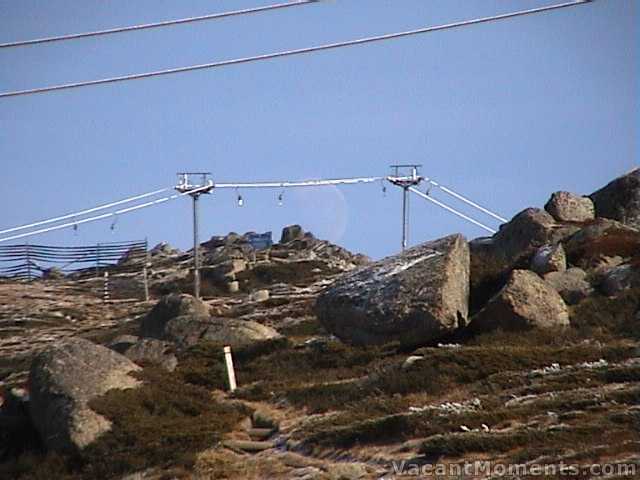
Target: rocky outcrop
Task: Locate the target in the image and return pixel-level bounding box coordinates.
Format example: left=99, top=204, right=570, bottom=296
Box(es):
left=29, top=338, right=141, bottom=452
left=544, top=191, right=595, bottom=223
left=149, top=242, right=181, bottom=259
left=141, top=294, right=281, bottom=349
left=589, top=168, right=640, bottom=229
left=531, top=244, right=566, bottom=275
left=564, top=219, right=640, bottom=267
left=469, top=208, right=570, bottom=311
left=315, top=234, right=469, bottom=347
left=544, top=268, right=593, bottom=305
left=471, top=270, right=569, bottom=331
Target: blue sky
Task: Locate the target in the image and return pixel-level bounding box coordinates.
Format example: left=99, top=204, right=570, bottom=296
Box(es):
left=0, top=0, right=637, bottom=260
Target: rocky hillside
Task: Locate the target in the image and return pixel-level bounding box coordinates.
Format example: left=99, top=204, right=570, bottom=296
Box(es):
left=1, top=169, right=639, bottom=479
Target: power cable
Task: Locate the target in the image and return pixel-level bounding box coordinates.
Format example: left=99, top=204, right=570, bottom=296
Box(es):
left=0, top=1, right=322, bottom=49
left=0, top=0, right=591, bottom=99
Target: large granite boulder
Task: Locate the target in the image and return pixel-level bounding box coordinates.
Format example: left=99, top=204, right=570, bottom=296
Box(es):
left=544, top=191, right=595, bottom=223
left=140, top=293, right=210, bottom=344
left=544, top=268, right=594, bottom=305
left=590, top=168, right=640, bottom=229
left=29, top=338, right=141, bottom=452
left=471, top=270, right=569, bottom=332
left=315, top=234, right=469, bottom=347
left=141, top=294, right=281, bottom=349
left=564, top=219, right=640, bottom=268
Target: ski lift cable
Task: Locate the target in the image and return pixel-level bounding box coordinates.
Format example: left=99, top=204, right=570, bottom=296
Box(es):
left=0, top=187, right=170, bottom=235
left=424, top=177, right=507, bottom=222
left=409, top=187, right=497, bottom=234
left=0, top=185, right=211, bottom=244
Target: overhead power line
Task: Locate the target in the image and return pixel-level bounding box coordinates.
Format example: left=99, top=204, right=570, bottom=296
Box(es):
left=0, top=0, right=592, bottom=99
left=0, top=187, right=170, bottom=235
left=409, top=187, right=497, bottom=234
left=0, top=0, right=322, bottom=49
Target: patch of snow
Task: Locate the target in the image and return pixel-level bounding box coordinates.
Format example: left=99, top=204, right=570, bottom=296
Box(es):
left=385, top=252, right=442, bottom=277
left=530, top=363, right=561, bottom=376
left=579, top=358, right=608, bottom=369
left=409, top=398, right=481, bottom=414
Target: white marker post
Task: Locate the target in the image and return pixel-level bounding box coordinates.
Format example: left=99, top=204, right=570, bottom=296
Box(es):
left=103, top=271, right=110, bottom=303
left=224, top=346, right=237, bottom=392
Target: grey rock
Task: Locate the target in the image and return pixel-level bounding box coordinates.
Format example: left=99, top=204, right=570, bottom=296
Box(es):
left=315, top=234, right=469, bottom=346
left=108, top=334, right=140, bottom=354
left=252, top=409, right=279, bottom=429
left=228, top=280, right=240, bottom=293
left=326, top=463, right=368, bottom=480
left=29, top=338, right=141, bottom=452
left=222, top=439, right=275, bottom=453
left=601, top=264, right=640, bottom=296
left=591, top=255, right=625, bottom=275
left=247, top=427, right=276, bottom=441
left=590, top=168, right=640, bottom=229
left=200, top=317, right=282, bottom=348
left=250, top=289, right=270, bottom=302
left=208, top=259, right=247, bottom=281
left=472, top=270, right=570, bottom=332
left=140, top=293, right=210, bottom=344
left=149, top=242, right=180, bottom=258
left=141, top=293, right=281, bottom=349
left=544, top=191, right=595, bottom=223
left=531, top=244, right=567, bottom=275
left=544, top=268, right=594, bottom=305
left=564, top=218, right=640, bottom=268
left=280, top=224, right=305, bottom=244
left=123, top=338, right=178, bottom=371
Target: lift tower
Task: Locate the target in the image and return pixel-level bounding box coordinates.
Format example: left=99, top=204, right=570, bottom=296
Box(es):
left=175, top=173, right=214, bottom=299
left=387, top=165, right=423, bottom=251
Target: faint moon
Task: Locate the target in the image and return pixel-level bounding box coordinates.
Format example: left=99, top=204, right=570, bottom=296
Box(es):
left=290, top=185, right=349, bottom=243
